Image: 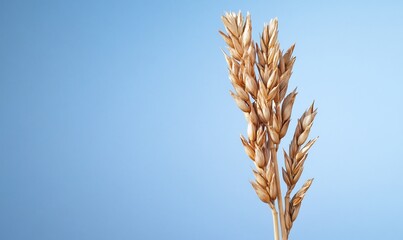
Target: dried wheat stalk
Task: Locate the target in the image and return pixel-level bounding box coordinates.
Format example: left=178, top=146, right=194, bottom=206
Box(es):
left=220, top=12, right=318, bottom=240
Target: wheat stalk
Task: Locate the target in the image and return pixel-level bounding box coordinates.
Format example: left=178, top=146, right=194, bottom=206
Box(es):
left=220, top=11, right=318, bottom=240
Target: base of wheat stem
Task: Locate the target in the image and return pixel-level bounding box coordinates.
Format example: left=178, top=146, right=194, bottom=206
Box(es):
left=270, top=143, right=287, bottom=240
left=270, top=204, right=280, bottom=240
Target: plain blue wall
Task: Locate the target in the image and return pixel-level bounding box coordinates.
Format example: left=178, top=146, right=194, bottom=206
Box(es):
left=1, top=0, right=403, bottom=239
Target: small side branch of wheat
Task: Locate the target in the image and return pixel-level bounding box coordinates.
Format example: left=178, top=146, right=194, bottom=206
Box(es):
left=220, top=12, right=318, bottom=240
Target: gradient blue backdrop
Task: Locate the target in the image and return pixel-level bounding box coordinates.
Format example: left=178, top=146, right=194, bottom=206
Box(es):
left=1, top=0, right=403, bottom=239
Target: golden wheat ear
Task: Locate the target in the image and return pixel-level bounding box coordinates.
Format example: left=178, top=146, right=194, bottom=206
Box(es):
left=220, top=12, right=318, bottom=240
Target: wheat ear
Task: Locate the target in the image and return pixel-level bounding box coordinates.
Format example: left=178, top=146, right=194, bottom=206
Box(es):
left=220, top=12, right=318, bottom=240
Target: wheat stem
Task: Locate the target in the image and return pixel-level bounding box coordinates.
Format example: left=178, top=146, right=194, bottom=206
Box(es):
left=270, top=145, right=287, bottom=240
left=271, top=206, right=280, bottom=240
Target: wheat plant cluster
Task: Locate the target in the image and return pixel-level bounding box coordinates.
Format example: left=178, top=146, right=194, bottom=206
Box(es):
left=219, top=12, right=318, bottom=240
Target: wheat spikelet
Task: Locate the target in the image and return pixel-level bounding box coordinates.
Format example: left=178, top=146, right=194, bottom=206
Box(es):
left=220, top=12, right=318, bottom=240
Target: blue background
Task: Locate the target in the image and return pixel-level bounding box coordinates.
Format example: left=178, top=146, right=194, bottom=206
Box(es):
left=1, top=0, right=402, bottom=239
